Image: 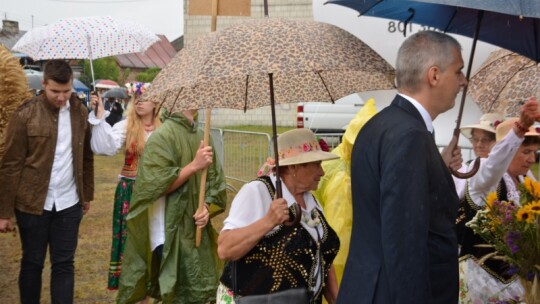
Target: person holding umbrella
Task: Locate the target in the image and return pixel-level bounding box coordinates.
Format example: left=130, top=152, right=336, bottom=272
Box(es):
left=0, top=59, right=94, bottom=304
left=217, top=128, right=340, bottom=304
left=338, top=31, right=467, bottom=303
left=88, top=81, right=161, bottom=291
left=117, top=108, right=227, bottom=303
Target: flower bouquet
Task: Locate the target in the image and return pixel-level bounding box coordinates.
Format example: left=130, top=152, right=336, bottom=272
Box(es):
left=466, top=176, right=540, bottom=304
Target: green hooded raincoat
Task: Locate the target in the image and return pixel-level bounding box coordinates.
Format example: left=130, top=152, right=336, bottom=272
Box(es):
left=117, top=111, right=227, bottom=304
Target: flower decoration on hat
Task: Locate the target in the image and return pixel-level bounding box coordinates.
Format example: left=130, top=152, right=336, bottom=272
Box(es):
left=318, top=138, right=330, bottom=152
left=257, top=157, right=276, bottom=177
left=125, top=82, right=150, bottom=96
left=278, top=140, right=321, bottom=161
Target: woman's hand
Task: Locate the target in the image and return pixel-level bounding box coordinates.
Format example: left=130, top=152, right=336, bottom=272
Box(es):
left=89, top=93, right=104, bottom=119
left=218, top=198, right=291, bottom=261
left=192, top=141, right=213, bottom=172
left=266, top=198, right=290, bottom=226
left=193, top=204, right=210, bottom=228
left=519, top=98, right=540, bottom=128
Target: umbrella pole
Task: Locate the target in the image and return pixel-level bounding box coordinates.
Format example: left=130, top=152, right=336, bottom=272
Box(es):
left=454, top=10, right=484, bottom=131
left=196, top=0, right=219, bottom=248
left=269, top=73, right=301, bottom=226
left=450, top=10, right=484, bottom=179
left=269, top=73, right=282, bottom=198
left=89, top=59, right=96, bottom=90
left=86, top=35, right=96, bottom=90
left=195, top=108, right=212, bottom=247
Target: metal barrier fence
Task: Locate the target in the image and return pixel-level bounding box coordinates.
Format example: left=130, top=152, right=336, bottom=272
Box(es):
left=207, top=127, right=479, bottom=189
left=221, top=129, right=272, bottom=184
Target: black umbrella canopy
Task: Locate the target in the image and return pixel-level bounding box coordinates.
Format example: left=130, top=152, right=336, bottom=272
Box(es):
left=102, top=87, right=129, bottom=99
left=26, top=74, right=43, bottom=90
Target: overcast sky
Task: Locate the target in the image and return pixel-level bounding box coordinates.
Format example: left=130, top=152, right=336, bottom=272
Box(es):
left=3, top=0, right=497, bottom=68
left=2, top=0, right=184, bottom=40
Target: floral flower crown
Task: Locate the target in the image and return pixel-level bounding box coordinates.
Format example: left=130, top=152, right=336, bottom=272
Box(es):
left=125, top=82, right=150, bottom=96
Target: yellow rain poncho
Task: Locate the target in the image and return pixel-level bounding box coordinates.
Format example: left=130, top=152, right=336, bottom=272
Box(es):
left=313, top=98, right=377, bottom=286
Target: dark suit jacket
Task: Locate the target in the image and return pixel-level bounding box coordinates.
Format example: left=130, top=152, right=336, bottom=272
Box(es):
left=337, top=95, right=459, bottom=304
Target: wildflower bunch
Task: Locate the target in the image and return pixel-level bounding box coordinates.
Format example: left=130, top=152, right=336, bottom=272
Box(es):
left=466, top=176, right=540, bottom=281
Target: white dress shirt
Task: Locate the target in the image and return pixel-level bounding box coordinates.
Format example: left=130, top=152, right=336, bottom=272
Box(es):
left=44, top=102, right=79, bottom=211
left=399, top=93, right=434, bottom=133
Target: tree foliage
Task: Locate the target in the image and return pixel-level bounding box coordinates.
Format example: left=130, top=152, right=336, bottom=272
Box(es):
left=135, top=67, right=161, bottom=82
left=80, top=57, right=120, bottom=86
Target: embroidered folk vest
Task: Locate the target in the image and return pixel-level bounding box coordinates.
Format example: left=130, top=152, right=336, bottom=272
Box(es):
left=220, top=176, right=340, bottom=303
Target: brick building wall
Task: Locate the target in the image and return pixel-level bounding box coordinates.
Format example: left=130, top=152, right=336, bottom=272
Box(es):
left=184, top=0, right=312, bottom=127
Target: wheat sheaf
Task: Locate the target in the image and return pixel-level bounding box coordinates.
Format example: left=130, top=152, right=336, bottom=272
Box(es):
left=0, top=45, right=31, bottom=159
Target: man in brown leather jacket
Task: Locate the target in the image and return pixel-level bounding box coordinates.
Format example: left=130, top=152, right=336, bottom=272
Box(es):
left=0, top=60, right=94, bottom=304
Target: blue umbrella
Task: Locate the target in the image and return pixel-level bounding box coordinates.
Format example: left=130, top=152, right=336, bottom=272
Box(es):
left=73, top=79, right=89, bottom=91
left=325, top=0, right=540, bottom=61
left=325, top=0, right=540, bottom=177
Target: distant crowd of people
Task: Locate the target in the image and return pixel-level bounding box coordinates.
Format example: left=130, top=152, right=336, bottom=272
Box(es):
left=0, top=30, right=538, bottom=304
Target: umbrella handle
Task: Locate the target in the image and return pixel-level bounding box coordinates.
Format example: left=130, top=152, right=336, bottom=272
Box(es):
left=451, top=157, right=480, bottom=179
left=282, top=203, right=302, bottom=227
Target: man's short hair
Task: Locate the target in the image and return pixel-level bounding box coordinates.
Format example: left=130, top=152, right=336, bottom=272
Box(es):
left=43, top=60, right=73, bottom=84
left=395, top=31, right=461, bottom=92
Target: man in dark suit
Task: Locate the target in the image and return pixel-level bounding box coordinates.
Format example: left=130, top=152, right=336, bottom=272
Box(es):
left=337, top=31, right=467, bottom=303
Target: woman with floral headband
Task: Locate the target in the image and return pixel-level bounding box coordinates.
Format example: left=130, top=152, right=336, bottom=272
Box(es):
left=217, top=128, right=341, bottom=304
left=458, top=99, right=540, bottom=303
left=88, top=82, right=160, bottom=290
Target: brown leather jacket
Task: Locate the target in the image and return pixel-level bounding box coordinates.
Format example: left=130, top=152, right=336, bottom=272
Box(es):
left=0, top=93, right=94, bottom=218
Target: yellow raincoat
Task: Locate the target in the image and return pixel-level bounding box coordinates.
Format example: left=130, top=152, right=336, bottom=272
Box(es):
left=313, top=98, right=377, bottom=286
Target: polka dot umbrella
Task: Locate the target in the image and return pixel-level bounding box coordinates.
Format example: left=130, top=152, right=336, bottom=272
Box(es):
left=12, top=16, right=159, bottom=87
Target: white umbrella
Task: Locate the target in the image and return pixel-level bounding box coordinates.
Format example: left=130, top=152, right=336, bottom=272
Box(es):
left=13, top=16, right=160, bottom=86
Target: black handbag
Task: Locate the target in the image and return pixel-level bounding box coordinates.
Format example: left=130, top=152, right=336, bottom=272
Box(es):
left=232, top=260, right=312, bottom=304
left=235, top=287, right=310, bottom=304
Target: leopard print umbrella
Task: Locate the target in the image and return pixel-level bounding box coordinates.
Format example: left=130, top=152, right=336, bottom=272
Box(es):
left=468, top=48, right=540, bottom=117
left=142, top=18, right=395, bottom=113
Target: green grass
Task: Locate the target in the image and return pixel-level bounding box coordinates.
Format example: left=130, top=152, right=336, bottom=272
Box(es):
left=223, top=125, right=294, bottom=134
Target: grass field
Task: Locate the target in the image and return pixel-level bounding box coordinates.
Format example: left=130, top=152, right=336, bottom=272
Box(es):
left=0, top=125, right=291, bottom=304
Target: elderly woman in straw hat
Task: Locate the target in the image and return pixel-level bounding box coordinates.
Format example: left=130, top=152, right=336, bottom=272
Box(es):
left=217, top=128, right=341, bottom=304
left=454, top=113, right=505, bottom=199
left=458, top=99, right=540, bottom=303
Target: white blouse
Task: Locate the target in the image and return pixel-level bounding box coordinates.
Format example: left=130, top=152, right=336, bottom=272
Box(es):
left=88, top=111, right=164, bottom=250
left=466, top=129, right=528, bottom=206
left=88, top=110, right=128, bottom=156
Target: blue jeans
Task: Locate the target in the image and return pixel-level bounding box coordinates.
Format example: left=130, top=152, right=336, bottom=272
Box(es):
left=15, top=203, right=83, bottom=304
